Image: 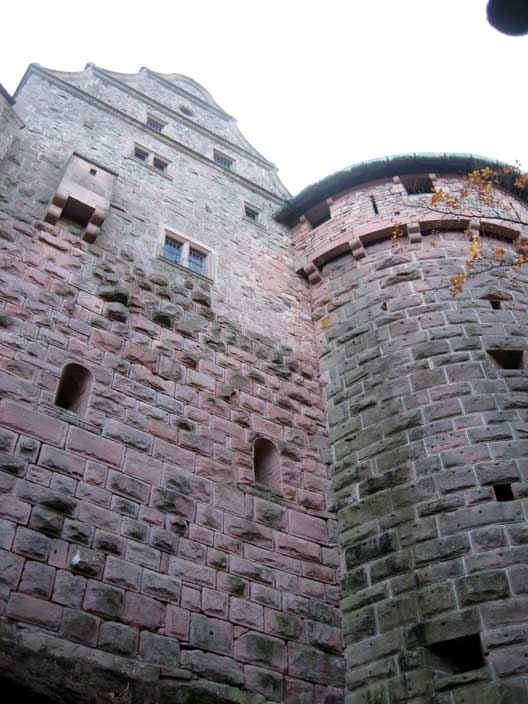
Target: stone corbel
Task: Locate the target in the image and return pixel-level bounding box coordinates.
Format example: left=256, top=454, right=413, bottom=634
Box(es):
left=304, top=262, right=322, bottom=284
left=44, top=153, right=117, bottom=243
left=516, top=227, right=528, bottom=251
left=468, top=219, right=481, bottom=240
left=407, top=221, right=422, bottom=244
left=350, top=237, right=365, bottom=260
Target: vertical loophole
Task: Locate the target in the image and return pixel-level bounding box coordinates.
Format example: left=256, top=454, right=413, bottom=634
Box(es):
left=370, top=195, right=379, bottom=215
left=55, top=363, right=92, bottom=414
left=254, top=438, right=281, bottom=491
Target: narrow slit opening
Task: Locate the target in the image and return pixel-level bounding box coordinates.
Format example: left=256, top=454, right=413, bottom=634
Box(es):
left=370, top=195, right=379, bottom=215
left=254, top=438, right=281, bottom=492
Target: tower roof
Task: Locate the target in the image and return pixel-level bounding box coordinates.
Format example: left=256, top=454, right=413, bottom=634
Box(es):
left=274, top=152, right=524, bottom=226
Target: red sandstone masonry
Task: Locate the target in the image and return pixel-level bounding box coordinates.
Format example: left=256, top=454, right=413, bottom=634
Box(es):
left=0, top=65, right=342, bottom=704
left=67, top=428, right=124, bottom=467
left=7, top=592, right=63, bottom=631
left=0, top=402, right=67, bottom=446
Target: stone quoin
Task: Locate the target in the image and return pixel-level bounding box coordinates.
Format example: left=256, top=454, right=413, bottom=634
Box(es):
left=0, top=64, right=528, bottom=703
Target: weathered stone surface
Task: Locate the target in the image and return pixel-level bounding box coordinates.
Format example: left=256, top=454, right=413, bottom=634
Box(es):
left=190, top=614, right=233, bottom=656
left=181, top=650, right=244, bottom=686
left=98, top=621, right=137, bottom=655
left=235, top=631, right=287, bottom=672
left=2, top=61, right=528, bottom=704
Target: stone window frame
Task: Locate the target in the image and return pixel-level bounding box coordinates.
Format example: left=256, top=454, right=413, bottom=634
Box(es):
left=132, top=143, right=172, bottom=179
left=244, top=202, right=260, bottom=223
left=146, top=114, right=167, bottom=133
left=213, top=149, right=234, bottom=170
left=158, top=225, right=216, bottom=280
left=152, top=156, right=169, bottom=173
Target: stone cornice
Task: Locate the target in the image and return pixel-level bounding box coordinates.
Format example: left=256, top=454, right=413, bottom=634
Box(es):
left=276, top=153, right=519, bottom=226
left=93, top=66, right=276, bottom=171
left=296, top=215, right=524, bottom=279
left=17, top=65, right=287, bottom=205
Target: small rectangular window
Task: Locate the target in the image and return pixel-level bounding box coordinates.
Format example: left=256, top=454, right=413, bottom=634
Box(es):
left=147, top=116, right=165, bottom=133
left=164, top=237, right=182, bottom=264
left=134, top=146, right=149, bottom=162
left=162, top=230, right=211, bottom=278
left=244, top=205, right=259, bottom=221
left=188, top=248, right=206, bottom=275
left=305, top=200, right=331, bottom=229
left=214, top=150, right=233, bottom=170
left=401, top=175, right=434, bottom=195
left=494, top=484, right=514, bottom=502
left=487, top=349, right=523, bottom=369
left=427, top=633, right=484, bottom=674
left=153, top=157, right=168, bottom=173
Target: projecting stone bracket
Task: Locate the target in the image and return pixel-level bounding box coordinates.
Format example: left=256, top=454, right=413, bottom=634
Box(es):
left=45, top=152, right=117, bottom=243
left=407, top=221, right=422, bottom=243
left=349, top=236, right=365, bottom=259
left=297, top=216, right=524, bottom=283
left=303, top=262, right=322, bottom=284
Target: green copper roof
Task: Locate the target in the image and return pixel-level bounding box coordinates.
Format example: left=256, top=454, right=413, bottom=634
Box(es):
left=274, top=152, right=516, bottom=226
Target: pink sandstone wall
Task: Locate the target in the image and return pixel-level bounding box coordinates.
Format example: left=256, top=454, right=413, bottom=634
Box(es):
left=0, top=65, right=343, bottom=704
left=0, top=211, right=343, bottom=703
left=296, top=174, right=528, bottom=702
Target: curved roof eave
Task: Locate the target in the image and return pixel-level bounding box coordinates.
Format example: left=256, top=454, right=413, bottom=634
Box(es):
left=274, top=152, right=521, bottom=226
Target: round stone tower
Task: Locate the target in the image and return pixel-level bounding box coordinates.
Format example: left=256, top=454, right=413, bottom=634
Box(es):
left=277, top=154, right=528, bottom=703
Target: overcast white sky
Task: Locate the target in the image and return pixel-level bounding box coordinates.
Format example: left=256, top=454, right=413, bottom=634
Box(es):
left=2, top=1, right=526, bottom=194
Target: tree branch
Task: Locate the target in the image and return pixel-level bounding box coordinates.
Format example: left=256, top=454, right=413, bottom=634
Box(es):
left=406, top=202, right=528, bottom=229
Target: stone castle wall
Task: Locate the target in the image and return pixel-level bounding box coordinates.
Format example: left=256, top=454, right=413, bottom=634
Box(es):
left=0, top=210, right=343, bottom=704
left=3, top=62, right=528, bottom=704
left=308, top=200, right=528, bottom=701
left=9, top=66, right=302, bottom=340
left=0, top=65, right=343, bottom=704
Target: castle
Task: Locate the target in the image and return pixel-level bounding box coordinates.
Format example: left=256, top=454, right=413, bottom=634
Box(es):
left=0, top=64, right=527, bottom=704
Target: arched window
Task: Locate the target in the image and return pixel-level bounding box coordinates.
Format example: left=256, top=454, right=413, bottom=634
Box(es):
left=254, top=438, right=280, bottom=491
left=55, top=363, right=92, bottom=414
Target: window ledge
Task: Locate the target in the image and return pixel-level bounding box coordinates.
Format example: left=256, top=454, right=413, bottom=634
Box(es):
left=158, top=255, right=213, bottom=282
left=130, top=156, right=173, bottom=181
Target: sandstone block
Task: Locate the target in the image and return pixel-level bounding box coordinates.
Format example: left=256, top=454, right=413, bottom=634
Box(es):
left=62, top=608, right=100, bottom=646
left=190, top=613, right=233, bottom=655
left=140, top=631, right=180, bottom=666
left=235, top=631, right=286, bottom=672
